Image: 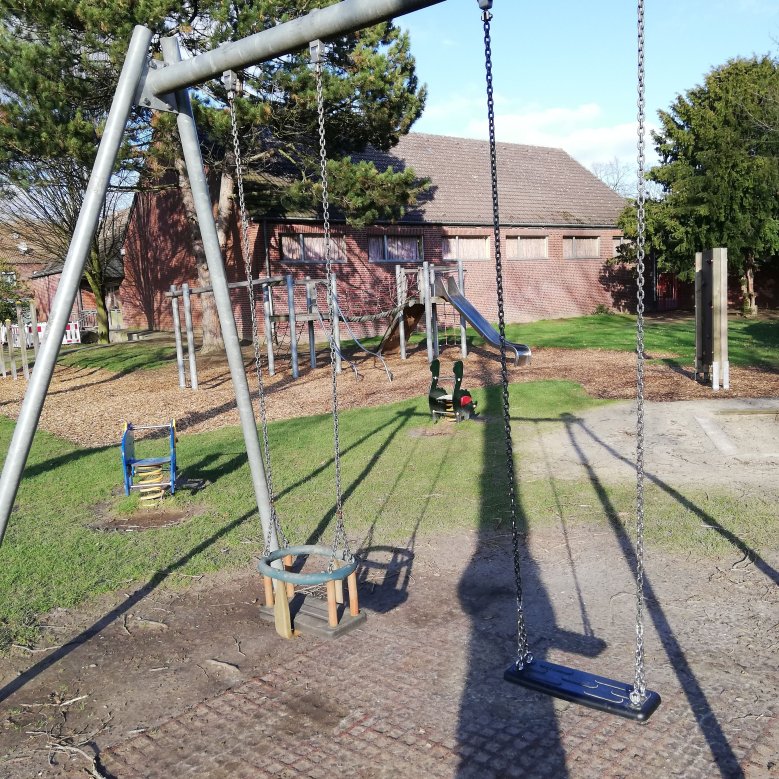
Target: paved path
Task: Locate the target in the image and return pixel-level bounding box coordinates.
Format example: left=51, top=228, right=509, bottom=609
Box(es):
left=99, top=526, right=778, bottom=779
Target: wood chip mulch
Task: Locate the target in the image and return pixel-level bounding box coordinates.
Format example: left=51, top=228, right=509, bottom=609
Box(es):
left=0, top=343, right=776, bottom=449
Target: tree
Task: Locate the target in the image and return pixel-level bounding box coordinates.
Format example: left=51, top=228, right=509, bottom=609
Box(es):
left=1, top=2, right=428, bottom=352
left=643, top=55, right=779, bottom=315
left=0, top=257, right=25, bottom=323
left=591, top=156, right=635, bottom=198
left=1, top=161, right=128, bottom=342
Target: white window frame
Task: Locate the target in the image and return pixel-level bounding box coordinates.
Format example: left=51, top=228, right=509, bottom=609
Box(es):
left=368, top=234, right=423, bottom=264
left=442, top=235, right=490, bottom=262
left=281, top=233, right=347, bottom=264
left=563, top=235, right=601, bottom=260
left=506, top=235, right=548, bottom=261
left=612, top=235, right=630, bottom=257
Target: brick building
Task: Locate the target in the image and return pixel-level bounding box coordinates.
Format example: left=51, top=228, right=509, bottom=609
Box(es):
left=113, top=132, right=633, bottom=338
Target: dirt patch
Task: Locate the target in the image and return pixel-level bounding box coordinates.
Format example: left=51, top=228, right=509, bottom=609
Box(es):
left=0, top=335, right=777, bottom=775
left=91, top=507, right=197, bottom=532
left=0, top=341, right=776, bottom=448
left=0, top=527, right=776, bottom=778
left=407, top=424, right=458, bottom=437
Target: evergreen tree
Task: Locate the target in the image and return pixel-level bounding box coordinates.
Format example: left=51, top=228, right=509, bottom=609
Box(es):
left=0, top=2, right=428, bottom=348
left=622, top=56, right=779, bottom=315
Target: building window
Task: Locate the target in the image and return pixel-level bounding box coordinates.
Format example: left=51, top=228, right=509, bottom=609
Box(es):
left=563, top=236, right=600, bottom=259
left=612, top=236, right=630, bottom=257
left=281, top=233, right=347, bottom=263
left=368, top=234, right=422, bottom=263
left=442, top=236, right=489, bottom=261
left=506, top=236, right=548, bottom=260
left=0, top=271, right=17, bottom=284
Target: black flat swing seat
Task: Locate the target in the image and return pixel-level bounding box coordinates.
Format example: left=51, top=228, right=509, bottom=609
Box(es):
left=505, top=659, right=661, bottom=722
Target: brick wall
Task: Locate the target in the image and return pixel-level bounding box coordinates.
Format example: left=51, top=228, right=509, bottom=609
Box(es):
left=119, top=190, right=634, bottom=341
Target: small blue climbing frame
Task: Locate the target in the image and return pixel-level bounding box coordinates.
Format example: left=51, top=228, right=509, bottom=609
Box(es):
left=121, top=421, right=177, bottom=501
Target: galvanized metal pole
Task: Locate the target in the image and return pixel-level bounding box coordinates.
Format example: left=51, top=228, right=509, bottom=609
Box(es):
left=396, top=264, right=407, bottom=361
left=161, top=36, right=277, bottom=554
left=29, top=303, right=39, bottom=358
left=0, top=25, right=153, bottom=544
left=306, top=278, right=317, bottom=369
left=430, top=264, right=440, bottom=358
left=422, top=261, right=434, bottom=364
left=170, top=285, right=187, bottom=389
left=144, top=0, right=446, bottom=98
left=458, top=258, right=468, bottom=359
left=330, top=274, right=342, bottom=375
left=262, top=285, right=275, bottom=376
left=286, top=274, right=299, bottom=380
left=16, top=303, right=29, bottom=381
left=181, top=282, right=198, bottom=390
left=5, top=320, right=17, bottom=381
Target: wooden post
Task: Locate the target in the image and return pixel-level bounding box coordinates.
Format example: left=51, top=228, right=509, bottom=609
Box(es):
left=273, top=579, right=293, bottom=638
left=696, top=248, right=728, bottom=390
left=695, top=251, right=714, bottom=384
left=283, top=554, right=294, bottom=599
left=333, top=561, right=344, bottom=604
left=326, top=579, right=338, bottom=628
left=264, top=575, right=274, bottom=607
left=16, top=303, right=29, bottom=380
left=170, top=285, right=187, bottom=389
left=182, top=283, right=198, bottom=390
left=694, top=251, right=704, bottom=382
left=347, top=571, right=359, bottom=616
left=5, top=320, right=17, bottom=380
left=716, top=248, right=729, bottom=390
left=29, top=303, right=39, bottom=358
left=305, top=277, right=316, bottom=369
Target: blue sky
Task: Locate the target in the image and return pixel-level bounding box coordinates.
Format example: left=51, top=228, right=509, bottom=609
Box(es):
left=399, top=0, right=779, bottom=171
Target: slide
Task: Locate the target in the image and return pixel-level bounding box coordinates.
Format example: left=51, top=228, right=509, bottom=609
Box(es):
left=435, top=276, right=531, bottom=367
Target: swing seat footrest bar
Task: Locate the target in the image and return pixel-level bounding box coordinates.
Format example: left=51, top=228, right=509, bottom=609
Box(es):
left=504, top=659, right=661, bottom=722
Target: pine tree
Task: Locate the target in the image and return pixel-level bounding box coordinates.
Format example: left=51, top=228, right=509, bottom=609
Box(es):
left=641, top=55, right=779, bottom=315
left=0, top=1, right=428, bottom=347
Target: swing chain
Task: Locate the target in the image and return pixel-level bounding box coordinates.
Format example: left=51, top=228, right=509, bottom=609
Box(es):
left=631, top=0, right=648, bottom=706
left=312, top=42, right=351, bottom=565
left=482, top=10, right=531, bottom=668
left=226, top=74, right=287, bottom=554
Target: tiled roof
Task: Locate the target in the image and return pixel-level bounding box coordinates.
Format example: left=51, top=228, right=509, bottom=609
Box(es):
left=355, top=132, right=626, bottom=227
left=0, top=222, right=60, bottom=267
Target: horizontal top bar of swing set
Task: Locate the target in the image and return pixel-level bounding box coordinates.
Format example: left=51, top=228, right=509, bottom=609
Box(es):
left=143, top=0, right=449, bottom=98
left=165, top=275, right=285, bottom=298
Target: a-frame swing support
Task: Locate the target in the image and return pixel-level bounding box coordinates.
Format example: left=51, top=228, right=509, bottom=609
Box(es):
left=0, top=0, right=448, bottom=547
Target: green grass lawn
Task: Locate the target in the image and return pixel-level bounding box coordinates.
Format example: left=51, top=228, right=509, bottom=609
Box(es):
left=58, top=341, right=178, bottom=373
left=50, top=312, right=779, bottom=375
left=1, top=378, right=775, bottom=650
left=346, top=312, right=779, bottom=372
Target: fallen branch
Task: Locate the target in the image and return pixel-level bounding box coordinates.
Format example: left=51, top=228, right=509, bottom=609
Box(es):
left=47, top=743, right=108, bottom=779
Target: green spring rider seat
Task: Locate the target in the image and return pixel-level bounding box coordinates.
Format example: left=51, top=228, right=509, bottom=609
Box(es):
left=428, top=359, right=477, bottom=422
